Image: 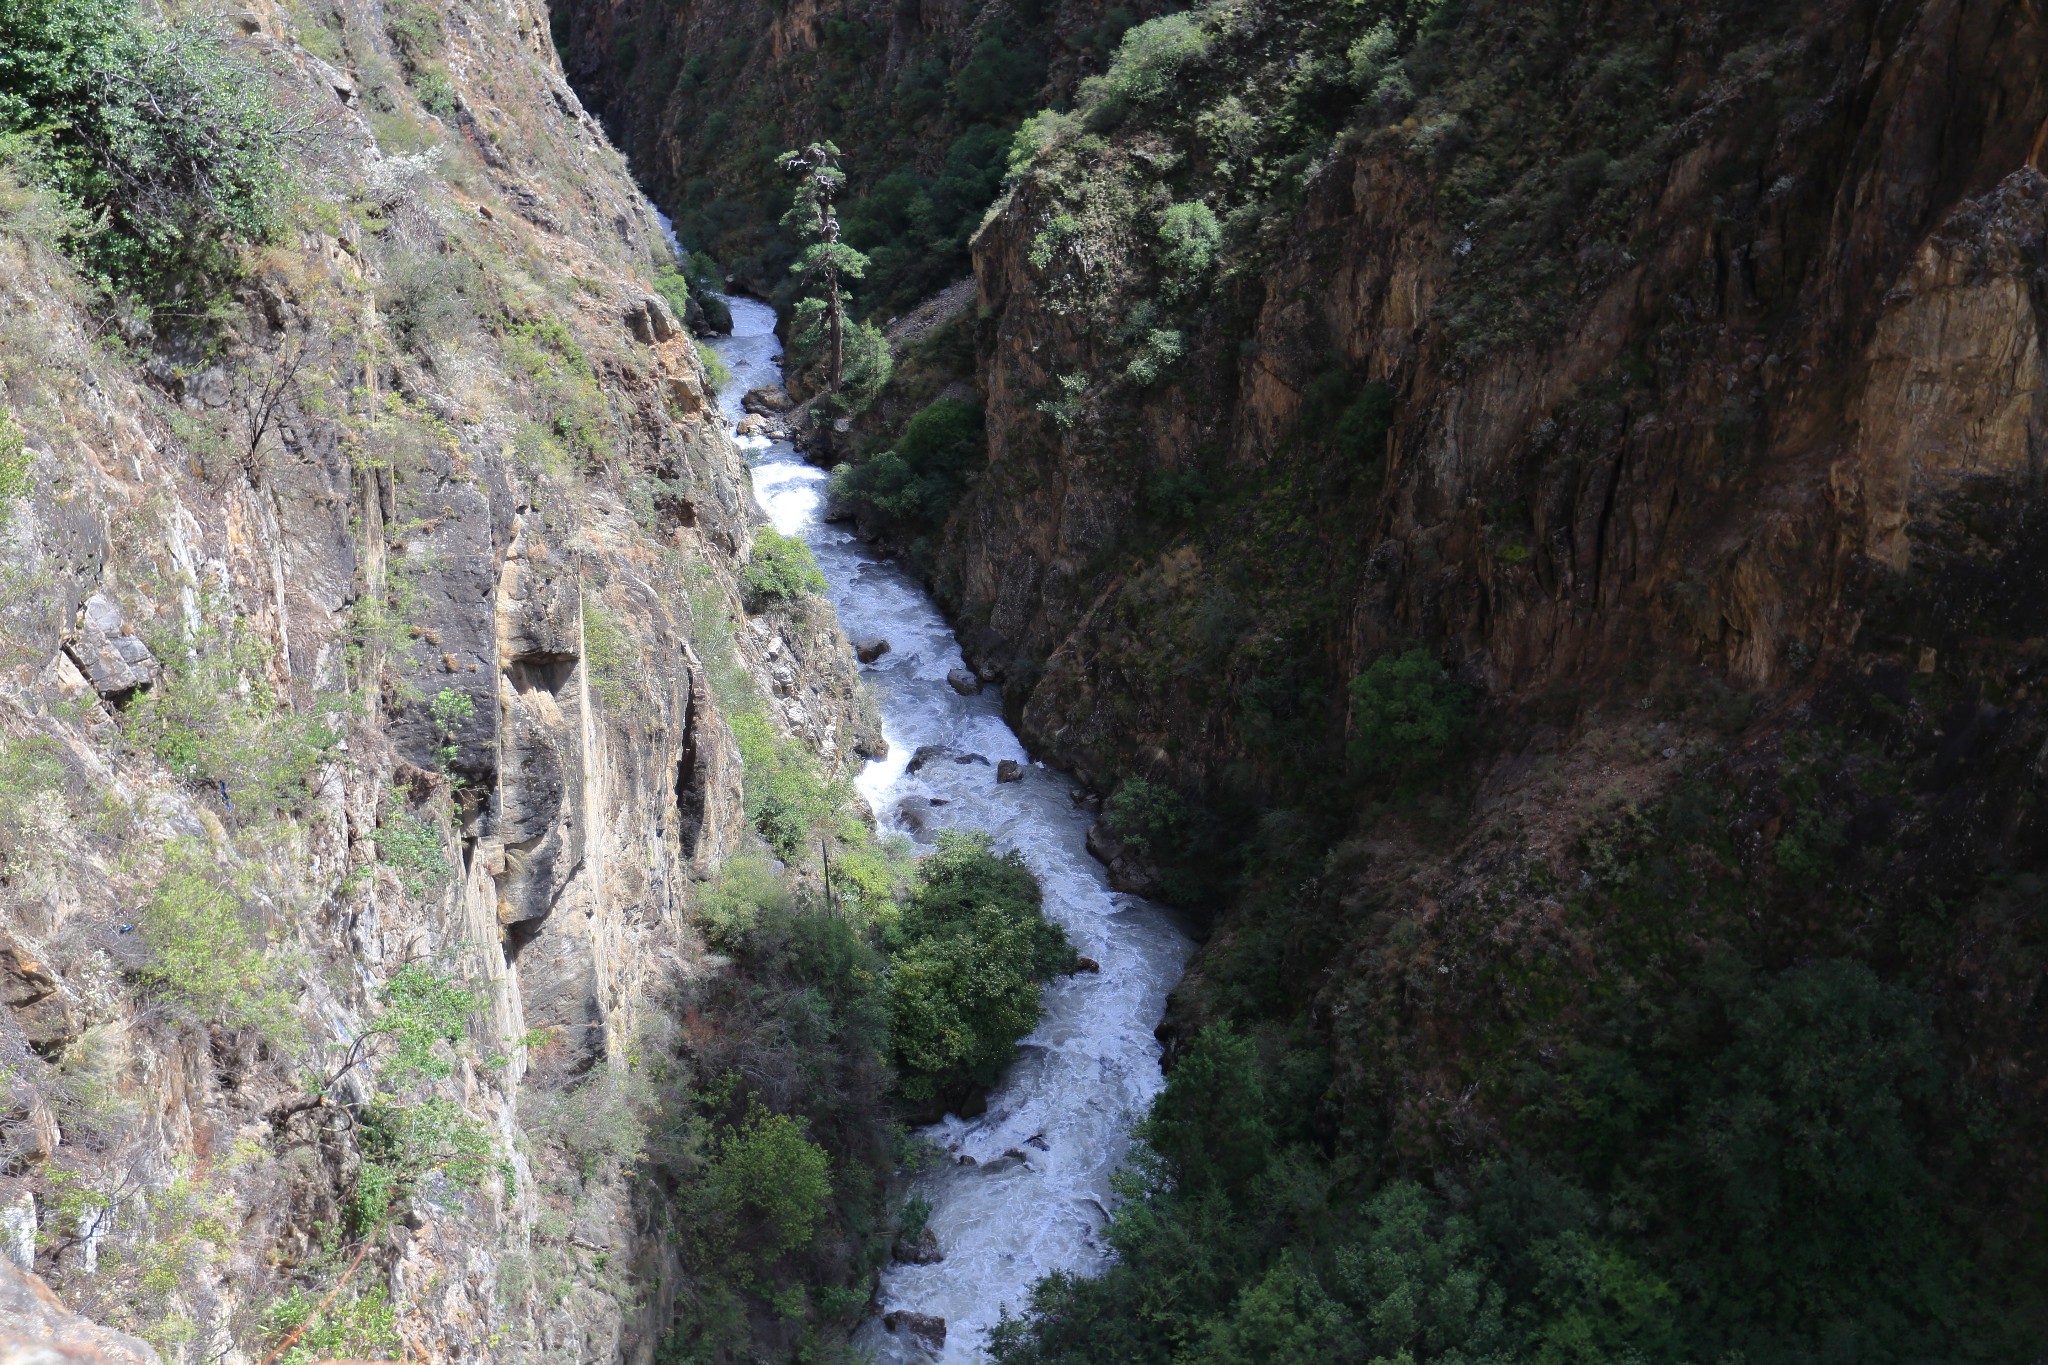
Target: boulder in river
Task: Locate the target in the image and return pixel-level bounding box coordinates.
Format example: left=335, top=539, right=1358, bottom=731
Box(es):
left=947, top=667, right=982, bottom=695
left=742, top=383, right=794, bottom=414
left=854, top=637, right=890, bottom=663
left=906, top=744, right=951, bottom=773
left=1071, top=956, right=1101, bottom=973
left=1086, top=820, right=1164, bottom=897
left=954, top=753, right=989, bottom=766
left=892, top=1226, right=944, bottom=1265
left=996, top=758, right=1025, bottom=783
left=883, top=1311, right=947, bottom=1351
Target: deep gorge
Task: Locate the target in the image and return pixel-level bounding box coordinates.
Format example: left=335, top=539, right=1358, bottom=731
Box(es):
left=2, top=0, right=2047, bottom=1362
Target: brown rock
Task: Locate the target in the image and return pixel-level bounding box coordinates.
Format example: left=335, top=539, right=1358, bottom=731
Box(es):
left=996, top=758, right=1024, bottom=783
left=0, top=938, right=55, bottom=1008
left=854, top=638, right=890, bottom=663
left=1071, top=956, right=1101, bottom=973
left=0, top=1259, right=161, bottom=1364
left=946, top=668, right=982, bottom=696
left=882, top=1311, right=946, bottom=1351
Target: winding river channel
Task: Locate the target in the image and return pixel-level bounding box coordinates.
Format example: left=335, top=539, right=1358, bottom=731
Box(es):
left=703, top=297, right=1193, bottom=1362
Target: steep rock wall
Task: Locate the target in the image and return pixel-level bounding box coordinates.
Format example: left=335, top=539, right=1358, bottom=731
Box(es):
left=944, top=0, right=2048, bottom=802
left=0, top=0, right=873, bottom=1359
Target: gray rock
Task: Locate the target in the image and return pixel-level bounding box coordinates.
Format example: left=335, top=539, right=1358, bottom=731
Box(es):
left=854, top=638, right=891, bottom=663
left=954, top=753, right=988, bottom=766
left=883, top=1311, right=946, bottom=1351
left=947, top=668, right=982, bottom=695
left=996, top=759, right=1024, bottom=783
left=906, top=744, right=951, bottom=773
left=68, top=593, right=155, bottom=698
left=1086, top=820, right=1163, bottom=898
left=891, top=1226, right=943, bottom=1265
left=742, top=384, right=794, bottom=415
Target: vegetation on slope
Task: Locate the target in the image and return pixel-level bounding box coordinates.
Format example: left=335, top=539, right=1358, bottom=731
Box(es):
left=827, top=1, right=2047, bottom=1360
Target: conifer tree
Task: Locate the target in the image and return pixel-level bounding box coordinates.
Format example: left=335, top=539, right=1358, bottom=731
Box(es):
left=778, top=141, right=869, bottom=397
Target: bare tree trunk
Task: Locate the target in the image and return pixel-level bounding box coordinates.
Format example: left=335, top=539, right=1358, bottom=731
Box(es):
left=828, top=273, right=844, bottom=394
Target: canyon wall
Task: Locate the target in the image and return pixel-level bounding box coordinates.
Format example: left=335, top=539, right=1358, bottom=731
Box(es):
left=0, top=0, right=873, bottom=1358
left=946, top=0, right=2048, bottom=800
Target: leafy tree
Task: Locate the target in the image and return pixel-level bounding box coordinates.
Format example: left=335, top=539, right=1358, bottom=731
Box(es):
left=1346, top=648, right=1472, bottom=774
left=709, top=1102, right=832, bottom=1259
left=828, top=396, right=984, bottom=533
left=886, top=832, right=1070, bottom=1101
left=1136, top=1024, right=1270, bottom=1196
left=741, top=526, right=827, bottom=611
left=138, top=854, right=299, bottom=1039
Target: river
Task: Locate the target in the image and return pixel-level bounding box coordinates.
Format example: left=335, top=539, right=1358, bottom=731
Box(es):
left=701, top=296, right=1193, bottom=1362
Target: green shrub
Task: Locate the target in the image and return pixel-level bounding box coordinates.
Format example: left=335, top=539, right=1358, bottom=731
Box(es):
left=351, top=1096, right=497, bottom=1231
left=0, top=0, right=298, bottom=298
left=1135, top=1023, right=1271, bottom=1195
left=1090, top=11, right=1212, bottom=114
left=128, top=611, right=336, bottom=819
left=741, top=526, right=827, bottom=610
left=694, top=852, right=796, bottom=950
left=523, top=1064, right=651, bottom=1183
left=709, top=1102, right=832, bottom=1258
left=829, top=396, right=983, bottom=533
left=376, top=808, right=448, bottom=897
left=886, top=831, right=1070, bottom=1101
left=1334, top=382, right=1393, bottom=462
left=582, top=602, right=643, bottom=712
left=954, top=19, right=1048, bottom=123
left=1345, top=648, right=1471, bottom=774
left=139, top=857, right=298, bottom=1039
left=695, top=339, right=733, bottom=389
left=728, top=709, right=855, bottom=859
left=0, top=734, right=72, bottom=876
left=1155, top=201, right=1223, bottom=282
left=1104, top=777, right=1188, bottom=858
left=372, top=963, right=478, bottom=1087
left=428, top=686, right=473, bottom=772
left=261, top=1285, right=401, bottom=1365
left=0, top=408, right=29, bottom=531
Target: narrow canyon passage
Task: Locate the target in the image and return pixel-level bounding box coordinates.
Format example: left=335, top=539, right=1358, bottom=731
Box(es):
left=705, top=297, right=1194, bottom=1361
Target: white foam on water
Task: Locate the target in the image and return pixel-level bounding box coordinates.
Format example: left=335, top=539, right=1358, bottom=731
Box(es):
left=706, top=297, right=1193, bottom=1363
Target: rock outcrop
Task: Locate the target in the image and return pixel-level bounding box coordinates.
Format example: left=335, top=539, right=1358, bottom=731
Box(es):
left=0, top=0, right=874, bottom=1360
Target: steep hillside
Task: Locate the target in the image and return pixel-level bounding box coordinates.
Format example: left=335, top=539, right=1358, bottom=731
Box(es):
left=935, top=1, right=2048, bottom=1359
left=554, top=0, right=1168, bottom=311
left=0, top=0, right=897, bottom=1360
left=552, top=0, right=2048, bottom=1358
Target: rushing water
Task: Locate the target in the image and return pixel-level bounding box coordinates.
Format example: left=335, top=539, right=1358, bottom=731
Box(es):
left=702, top=297, right=1194, bottom=1362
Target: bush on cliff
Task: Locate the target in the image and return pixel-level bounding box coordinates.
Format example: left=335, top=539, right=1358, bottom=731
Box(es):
left=0, top=0, right=301, bottom=300
left=741, top=526, right=827, bottom=610
left=1346, top=648, right=1471, bottom=775
left=829, top=396, right=984, bottom=537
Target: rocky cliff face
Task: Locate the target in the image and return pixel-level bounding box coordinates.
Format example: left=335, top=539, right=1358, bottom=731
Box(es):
left=0, top=0, right=873, bottom=1359
left=947, top=0, right=2048, bottom=802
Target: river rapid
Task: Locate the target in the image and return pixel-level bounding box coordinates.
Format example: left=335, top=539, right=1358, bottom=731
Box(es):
left=702, top=297, right=1193, bottom=1362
